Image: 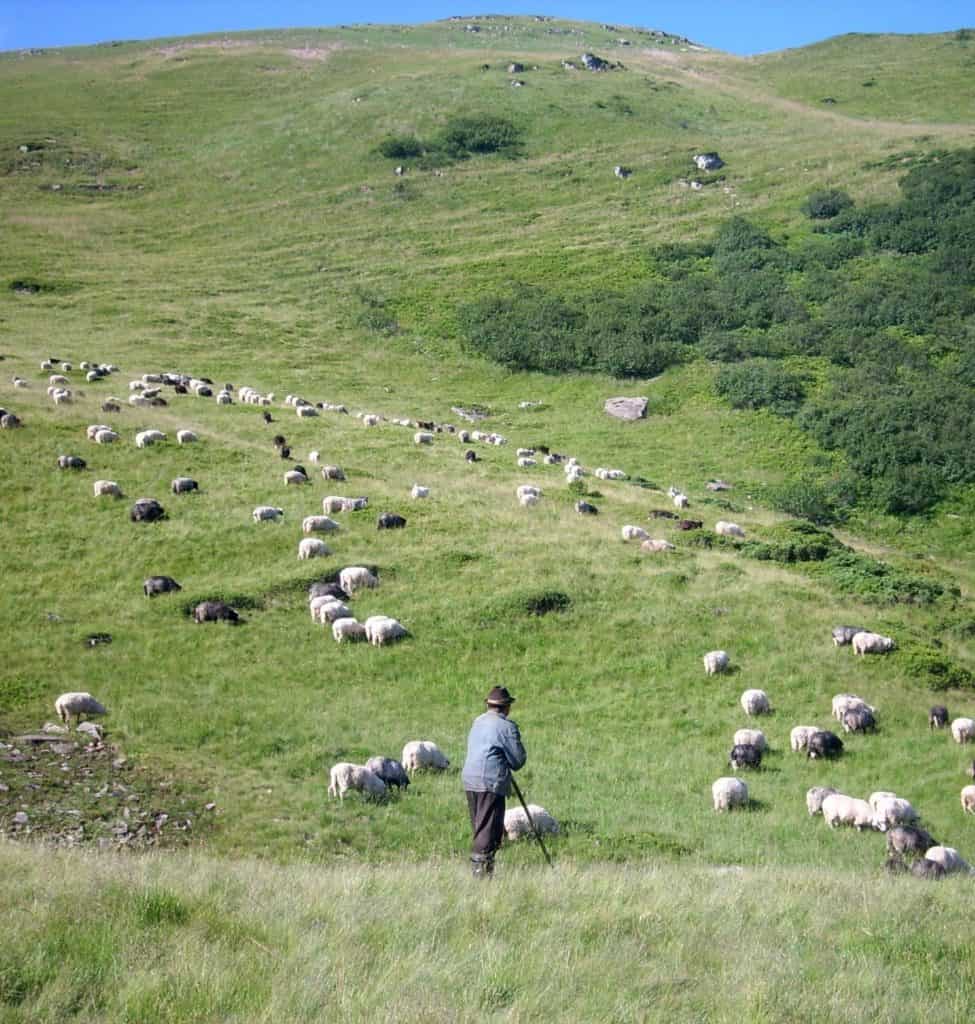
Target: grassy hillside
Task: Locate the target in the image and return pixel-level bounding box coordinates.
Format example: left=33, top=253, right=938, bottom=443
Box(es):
left=1, top=16, right=975, bottom=1017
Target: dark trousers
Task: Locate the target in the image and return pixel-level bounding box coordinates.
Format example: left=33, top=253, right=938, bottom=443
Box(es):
left=466, top=790, right=505, bottom=860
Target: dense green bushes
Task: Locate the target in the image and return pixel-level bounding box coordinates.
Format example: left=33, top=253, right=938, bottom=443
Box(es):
left=376, top=114, right=522, bottom=167
left=457, top=147, right=975, bottom=516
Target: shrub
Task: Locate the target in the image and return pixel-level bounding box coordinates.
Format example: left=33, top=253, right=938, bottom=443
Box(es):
left=714, top=360, right=807, bottom=416
left=769, top=477, right=854, bottom=526
left=813, top=552, right=950, bottom=606
left=898, top=646, right=974, bottom=691
left=739, top=521, right=847, bottom=563
left=436, top=115, right=521, bottom=157
left=376, top=135, right=424, bottom=159
left=802, top=189, right=854, bottom=220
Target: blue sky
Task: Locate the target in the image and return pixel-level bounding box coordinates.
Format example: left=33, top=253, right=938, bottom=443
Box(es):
left=0, top=1, right=969, bottom=56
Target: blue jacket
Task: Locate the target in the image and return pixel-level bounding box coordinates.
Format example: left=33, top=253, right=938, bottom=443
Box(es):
left=462, top=710, right=527, bottom=795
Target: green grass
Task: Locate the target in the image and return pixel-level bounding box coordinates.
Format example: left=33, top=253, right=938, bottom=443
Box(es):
left=2, top=16, right=975, bottom=1018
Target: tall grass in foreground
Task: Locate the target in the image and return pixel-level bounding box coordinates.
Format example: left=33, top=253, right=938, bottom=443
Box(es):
left=1, top=843, right=972, bottom=1023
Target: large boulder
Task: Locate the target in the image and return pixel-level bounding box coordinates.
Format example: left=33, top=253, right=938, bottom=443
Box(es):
left=604, top=396, right=647, bottom=421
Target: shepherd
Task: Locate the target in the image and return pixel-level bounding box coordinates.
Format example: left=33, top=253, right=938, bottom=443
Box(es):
left=462, top=686, right=527, bottom=878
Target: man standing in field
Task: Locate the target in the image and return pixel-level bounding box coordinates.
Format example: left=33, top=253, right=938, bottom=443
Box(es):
left=462, top=686, right=527, bottom=878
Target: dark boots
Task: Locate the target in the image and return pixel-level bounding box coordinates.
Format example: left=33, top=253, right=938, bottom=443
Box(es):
left=470, top=853, right=494, bottom=879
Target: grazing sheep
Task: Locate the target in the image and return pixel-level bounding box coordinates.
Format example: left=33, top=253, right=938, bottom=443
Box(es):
left=49, top=374, right=69, bottom=386
left=621, top=525, right=650, bottom=542
left=517, top=484, right=541, bottom=501
left=55, top=692, right=107, bottom=726
left=843, top=706, right=877, bottom=734
left=821, top=794, right=875, bottom=831
left=130, top=498, right=166, bottom=522
left=703, top=650, right=730, bottom=676
left=886, top=825, right=937, bottom=859
left=411, top=484, right=430, bottom=499
left=284, top=469, right=308, bottom=486
left=831, top=694, right=874, bottom=722
left=339, top=566, right=379, bottom=594
left=101, top=401, right=121, bottom=413
left=504, top=804, right=559, bottom=841
left=519, top=492, right=539, bottom=507
left=298, top=537, right=330, bottom=560
left=309, top=595, right=339, bottom=621
left=135, top=429, right=166, bottom=447
left=171, top=477, right=199, bottom=494
left=851, top=631, right=895, bottom=656
left=193, top=600, right=239, bottom=624
left=911, top=859, right=946, bottom=880
left=302, top=515, right=340, bottom=534
left=86, top=423, right=112, bottom=440
left=143, top=575, right=181, bottom=598
left=711, top=777, right=748, bottom=811
left=129, top=394, right=150, bottom=407
left=951, top=717, right=975, bottom=744
left=93, top=479, right=122, bottom=498
left=641, top=539, right=675, bottom=553
left=672, top=493, right=689, bottom=509
left=807, top=730, right=844, bottom=759
left=362, top=414, right=381, bottom=427
left=332, top=617, right=367, bottom=643
left=296, top=404, right=318, bottom=418
left=57, top=455, right=86, bottom=470
left=321, top=465, right=346, bottom=481
left=176, top=429, right=198, bottom=445
left=343, top=496, right=369, bottom=511
left=929, top=705, right=949, bottom=730
left=806, top=786, right=838, bottom=816
left=831, top=625, right=866, bottom=647
left=790, top=726, right=819, bottom=753
left=365, top=756, right=410, bottom=790
left=401, top=740, right=449, bottom=774
left=414, top=431, right=434, bottom=444
left=740, top=689, right=770, bottom=716
left=729, top=743, right=762, bottom=770
left=1, top=413, right=23, bottom=428
left=322, top=496, right=346, bottom=514
left=377, top=512, right=407, bottom=530
left=649, top=509, right=679, bottom=520
left=464, top=449, right=478, bottom=462
left=961, top=785, right=975, bottom=814
left=364, top=615, right=408, bottom=647
left=94, top=429, right=119, bottom=444
left=872, top=796, right=919, bottom=832
left=315, top=600, right=352, bottom=625
left=309, top=581, right=349, bottom=601
left=575, top=501, right=598, bottom=515
left=733, top=729, right=767, bottom=753
left=328, top=762, right=387, bottom=801
left=924, top=846, right=972, bottom=875
left=677, top=519, right=703, bottom=531
left=252, top=506, right=284, bottom=522
left=715, top=521, right=745, bottom=539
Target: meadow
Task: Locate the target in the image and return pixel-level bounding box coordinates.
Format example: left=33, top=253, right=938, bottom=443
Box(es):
left=1, top=16, right=974, bottom=1020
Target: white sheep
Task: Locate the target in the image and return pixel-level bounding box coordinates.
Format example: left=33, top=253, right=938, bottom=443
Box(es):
left=309, top=595, right=341, bottom=621
left=961, top=785, right=975, bottom=814
left=362, top=414, right=381, bottom=427
left=321, top=465, right=345, bottom=481
left=821, top=794, right=875, bottom=831
left=339, top=566, right=379, bottom=595
left=516, top=484, right=541, bottom=501
left=315, top=600, right=352, bottom=625
left=308, top=450, right=321, bottom=464
left=733, top=728, right=767, bottom=752
left=49, top=374, right=69, bottom=386
left=851, top=631, right=895, bottom=656
left=296, top=404, right=318, bottom=418
left=672, top=492, right=689, bottom=509
left=790, top=725, right=819, bottom=752
left=284, top=469, right=308, bottom=486
left=924, top=846, right=972, bottom=875
left=86, top=423, right=112, bottom=440
left=364, top=615, right=407, bottom=647
left=411, top=484, right=430, bottom=499
left=55, top=692, right=107, bottom=726
left=135, top=429, right=166, bottom=447
left=332, top=618, right=367, bottom=643
left=621, top=525, right=650, bottom=542
left=806, top=786, right=838, bottom=816
left=871, top=795, right=919, bottom=832
left=298, top=537, right=330, bottom=560
left=414, top=431, right=434, bottom=444
left=712, top=777, right=748, bottom=811
left=951, top=717, right=975, bottom=744
left=740, top=689, right=771, bottom=716
left=176, top=429, right=198, bottom=445
left=53, top=389, right=73, bottom=405
left=328, top=762, right=387, bottom=801
left=401, top=740, right=449, bottom=774
left=322, top=496, right=346, bottom=514
left=831, top=694, right=874, bottom=722
left=641, top=539, right=675, bottom=553
left=95, top=429, right=120, bottom=444
left=703, top=650, right=730, bottom=676
left=252, top=506, right=284, bottom=522
left=503, top=804, right=559, bottom=841
left=519, top=492, right=539, bottom=507
left=715, top=521, right=745, bottom=539
left=129, top=394, right=149, bottom=407
left=517, top=457, right=536, bottom=468
left=302, top=515, right=340, bottom=534
left=93, top=480, right=122, bottom=498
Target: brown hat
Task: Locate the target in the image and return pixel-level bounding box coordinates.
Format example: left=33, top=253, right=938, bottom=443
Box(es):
left=486, top=686, right=516, bottom=707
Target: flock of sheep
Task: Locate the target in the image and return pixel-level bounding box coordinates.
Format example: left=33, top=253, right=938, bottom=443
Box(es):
left=709, top=629, right=975, bottom=878
left=5, top=357, right=971, bottom=865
